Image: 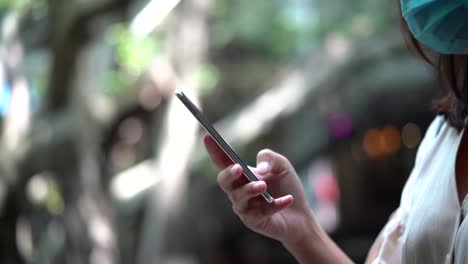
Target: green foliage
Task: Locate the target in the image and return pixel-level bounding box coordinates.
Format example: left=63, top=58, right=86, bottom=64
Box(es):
left=0, top=0, right=46, bottom=13
left=108, top=23, right=158, bottom=77
left=102, top=23, right=160, bottom=95
left=210, top=0, right=318, bottom=58
left=46, top=180, right=64, bottom=215
left=0, top=0, right=29, bottom=10
left=194, top=63, right=220, bottom=95
left=209, top=0, right=396, bottom=59
left=101, top=70, right=128, bottom=95
left=315, top=0, right=396, bottom=38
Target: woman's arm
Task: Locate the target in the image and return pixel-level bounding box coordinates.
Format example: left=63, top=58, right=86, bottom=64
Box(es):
left=282, top=211, right=353, bottom=264
left=203, top=135, right=354, bottom=264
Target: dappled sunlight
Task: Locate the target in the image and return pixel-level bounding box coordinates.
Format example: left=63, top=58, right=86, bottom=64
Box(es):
left=157, top=90, right=199, bottom=208
left=78, top=195, right=116, bottom=263
left=111, top=90, right=199, bottom=202
left=3, top=76, right=31, bottom=155
left=1, top=13, right=31, bottom=154
left=26, top=172, right=49, bottom=204
left=135, top=89, right=202, bottom=263
left=89, top=216, right=115, bottom=251
left=130, top=0, right=181, bottom=37
left=221, top=70, right=307, bottom=145
left=89, top=94, right=118, bottom=124
left=111, top=160, right=160, bottom=201
left=26, top=173, right=65, bottom=215
left=15, top=217, right=33, bottom=261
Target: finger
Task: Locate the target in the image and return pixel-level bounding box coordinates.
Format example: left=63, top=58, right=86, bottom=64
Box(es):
left=248, top=166, right=270, bottom=179
left=217, top=164, right=248, bottom=193
left=256, top=195, right=294, bottom=217
left=231, top=181, right=267, bottom=213
left=248, top=194, right=294, bottom=210
left=249, top=166, right=273, bottom=182
left=203, top=135, right=232, bottom=169
left=256, top=149, right=290, bottom=176
left=237, top=195, right=294, bottom=226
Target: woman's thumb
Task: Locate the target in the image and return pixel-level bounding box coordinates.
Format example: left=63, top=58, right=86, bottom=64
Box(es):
left=256, top=149, right=289, bottom=174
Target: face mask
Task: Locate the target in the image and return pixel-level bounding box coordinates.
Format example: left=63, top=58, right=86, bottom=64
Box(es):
left=400, top=0, right=468, bottom=54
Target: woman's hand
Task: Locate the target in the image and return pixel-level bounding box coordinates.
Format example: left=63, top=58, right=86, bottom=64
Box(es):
left=203, top=135, right=314, bottom=245
left=204, top=135, right=353, bottom=264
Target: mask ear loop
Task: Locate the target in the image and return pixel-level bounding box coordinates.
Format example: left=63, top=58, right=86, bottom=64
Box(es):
left=439, top=54, right=464, bottom=127
left=460, top=56, right=468, bottom=126
left=445, top=55, right=468, bottom=127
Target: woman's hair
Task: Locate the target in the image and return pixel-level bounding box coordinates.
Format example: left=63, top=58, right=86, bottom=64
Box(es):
left=397, top=0, right=468, bottom=130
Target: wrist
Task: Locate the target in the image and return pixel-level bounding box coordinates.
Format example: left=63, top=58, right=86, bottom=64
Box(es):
left=280, top=209, right=353, bottom=264
left=281, top=209, right=324, bottom=249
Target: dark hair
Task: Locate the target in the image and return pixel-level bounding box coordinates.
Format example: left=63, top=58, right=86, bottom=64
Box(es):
left=397, top=0, right=468, bottom=130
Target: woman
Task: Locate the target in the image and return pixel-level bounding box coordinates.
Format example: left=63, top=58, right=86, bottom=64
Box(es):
left=203, top=1, right=468, bottom=263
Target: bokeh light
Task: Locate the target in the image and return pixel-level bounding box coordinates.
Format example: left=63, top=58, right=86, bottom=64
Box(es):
left=26, top=172, right=49, bottom=204
left=402, top=122, right=422, bottom=148
left=381, top=126, right=401, bottom=155
left=138, top=84, right=162, bottom=110
left=363, top=126, right=401, bottom=158
left=328, top=112, right=353, bottom=139
left=118, top=117, right=144, bottom=145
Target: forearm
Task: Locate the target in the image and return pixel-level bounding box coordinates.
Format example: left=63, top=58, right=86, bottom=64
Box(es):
left=282, top=215, right=354, bottom=264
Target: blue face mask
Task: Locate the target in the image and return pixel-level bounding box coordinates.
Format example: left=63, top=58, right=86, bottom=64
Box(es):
left=400, top=0, right=468, bottom=54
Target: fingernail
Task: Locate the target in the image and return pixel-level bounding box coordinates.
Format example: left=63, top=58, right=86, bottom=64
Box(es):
left=257, top=161, right=270, bottom=173
left=275, top=195, right=292, bottom=205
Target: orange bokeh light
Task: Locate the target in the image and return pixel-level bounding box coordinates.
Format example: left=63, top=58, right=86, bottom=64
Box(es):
left=363, top=126, right=401, bottom=158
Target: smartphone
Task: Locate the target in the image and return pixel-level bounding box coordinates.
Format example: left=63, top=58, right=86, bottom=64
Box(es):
left=175, top=89, right=274, bottom=203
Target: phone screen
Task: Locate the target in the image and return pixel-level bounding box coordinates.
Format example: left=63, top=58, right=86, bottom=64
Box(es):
left=175, top=90, right=274, bottom=203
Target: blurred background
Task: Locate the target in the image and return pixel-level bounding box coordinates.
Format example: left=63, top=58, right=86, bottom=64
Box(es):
left=0, top=0, right=439, bottom=263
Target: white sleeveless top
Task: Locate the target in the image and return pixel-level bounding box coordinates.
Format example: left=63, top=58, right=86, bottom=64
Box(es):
left=366, top=116, right=468, bottom=264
